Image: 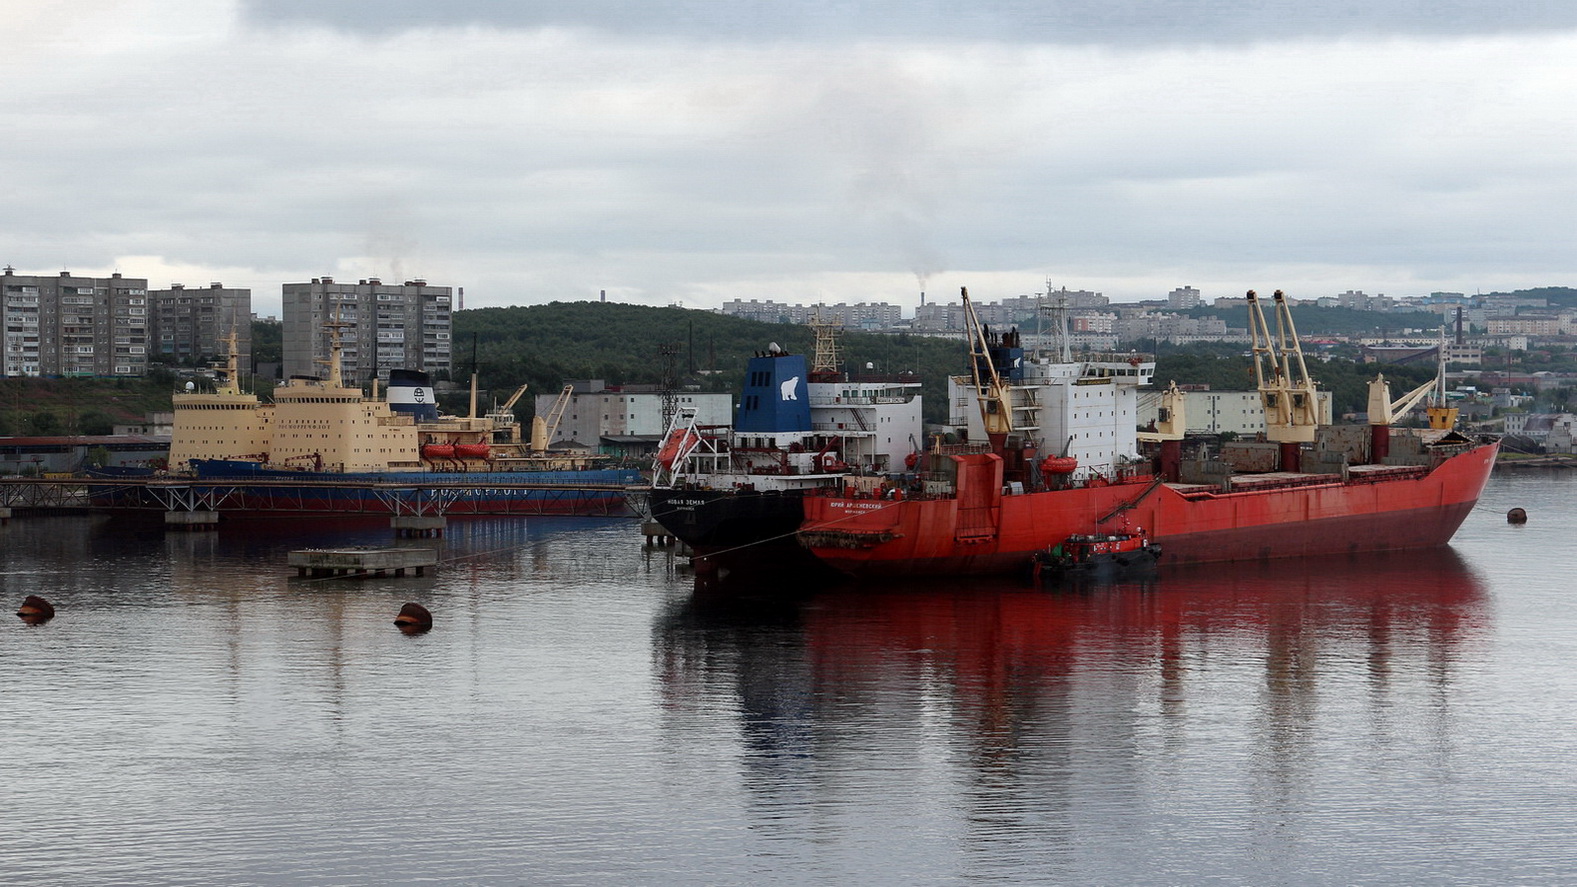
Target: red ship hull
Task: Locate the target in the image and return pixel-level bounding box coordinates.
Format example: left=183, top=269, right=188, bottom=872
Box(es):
left=799, top=441, right=1498, bottom=577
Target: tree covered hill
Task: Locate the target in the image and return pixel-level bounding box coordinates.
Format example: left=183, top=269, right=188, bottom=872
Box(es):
left=452, top=302, right=972, bottom=424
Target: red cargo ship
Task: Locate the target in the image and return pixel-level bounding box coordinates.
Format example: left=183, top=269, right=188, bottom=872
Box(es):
left=798, top=440, right=1496, bottom=576
left=795, top=287, right=1498, bottom=577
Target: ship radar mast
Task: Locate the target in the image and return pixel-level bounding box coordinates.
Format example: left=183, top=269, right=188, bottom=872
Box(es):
left=319, top=321, right=349, bottom=387
left=1037, top=279, right=1073, bottom=363
left=809, top=307, right=843, bottom=382
left=1247, top=289, right=1320, bottom=471
left=214, top=327, right=241, bottom=396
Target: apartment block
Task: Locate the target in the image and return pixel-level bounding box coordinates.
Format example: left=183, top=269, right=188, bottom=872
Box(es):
left=2, top=267, right=149, bottom=376
left=149, top=283, right=252, bottom=370
left=719, top=299, right=903, bottom=329
left=1167, top=286, right=1202, bottom=309
left=282, top=277, right=452, bottom=383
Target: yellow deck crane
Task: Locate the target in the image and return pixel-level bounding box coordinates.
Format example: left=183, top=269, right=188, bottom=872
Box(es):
left=960, top=286, right=1015, bottom=455
left=1367, top=327, right=1458, bottom=459
left=530, top=385, right=575, bottom=453
left=1247, top=289, right=1321, bottom=472
left=1137, top=380, right=1188, bottom=481
left=486, top=383, right=530, bottom=444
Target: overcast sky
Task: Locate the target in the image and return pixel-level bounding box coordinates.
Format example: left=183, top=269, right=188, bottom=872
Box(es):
left=6, top=1, right=1576, bottom=317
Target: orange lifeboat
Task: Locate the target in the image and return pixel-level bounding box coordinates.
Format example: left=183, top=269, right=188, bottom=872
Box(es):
left=1040, top=455, right=1079, bottom=475
left=421, top=444, right=456, bottom=460
left=657, top=430, right=700, bottom=469
left=454, top=443, right=490, bottom=459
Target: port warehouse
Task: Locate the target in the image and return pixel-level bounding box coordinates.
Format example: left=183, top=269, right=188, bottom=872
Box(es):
left=0, top=436, right=168, bottom=475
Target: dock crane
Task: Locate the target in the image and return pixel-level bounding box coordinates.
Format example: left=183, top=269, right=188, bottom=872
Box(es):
left=530, top=385, right=574, bottom=453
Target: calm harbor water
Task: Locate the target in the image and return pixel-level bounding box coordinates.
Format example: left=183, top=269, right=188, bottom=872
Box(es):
left=4, top=471, right=1577, bottom=885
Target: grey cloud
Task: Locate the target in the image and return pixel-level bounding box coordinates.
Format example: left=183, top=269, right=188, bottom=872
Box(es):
left=242, top=0, right=1577, bottom=43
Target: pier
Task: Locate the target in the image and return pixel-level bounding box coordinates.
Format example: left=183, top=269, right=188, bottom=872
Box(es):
left=2, top=476, right=636, bottom=520
left=164, top=510, right=219, bottom=531
left=288, top=547, right=438, bottom=579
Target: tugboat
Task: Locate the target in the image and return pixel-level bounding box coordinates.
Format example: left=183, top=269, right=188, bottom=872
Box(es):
left=1031, top=531, right=1162, bottom=584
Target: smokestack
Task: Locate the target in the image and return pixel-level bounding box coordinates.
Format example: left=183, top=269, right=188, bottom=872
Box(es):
left=920, top=291, right=926, bottom=307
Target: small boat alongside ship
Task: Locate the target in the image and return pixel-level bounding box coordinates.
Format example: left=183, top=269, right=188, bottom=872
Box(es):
left=1031, top=532, right=1162, bottom=584
left=652, top=285, right=1499, bottom=579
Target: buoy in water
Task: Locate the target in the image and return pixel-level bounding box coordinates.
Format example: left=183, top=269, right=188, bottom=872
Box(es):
left=1507, top=507, right=1528, bottom=524
left=16, top=595, right=54, bottom=624
left=394, top=602, right=433, bottom=634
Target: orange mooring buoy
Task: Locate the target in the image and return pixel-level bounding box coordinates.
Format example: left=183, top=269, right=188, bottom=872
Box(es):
left=1508, top=507, right=1528, bottom=524
left=394, top=602, right=433, bottom=634
left=16, top=595, right=54, bottom=625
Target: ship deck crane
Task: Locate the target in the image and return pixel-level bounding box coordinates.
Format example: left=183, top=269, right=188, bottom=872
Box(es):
left=961, top=286, right=1015, bottom=454
left=531, top=385, right=574, bottom=453
left=1247, top=289, right=1320, bottom=472
left=1367, top=327, right=1458, bottom=459
left=487, top=383, right=530, bottom=443
left=1137, top=380, right=1188, bottom=482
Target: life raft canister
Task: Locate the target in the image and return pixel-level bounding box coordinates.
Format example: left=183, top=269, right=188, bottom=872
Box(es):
left=1040, top=455, right=1079, bottom=475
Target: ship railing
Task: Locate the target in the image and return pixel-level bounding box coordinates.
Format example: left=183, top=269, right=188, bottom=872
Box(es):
left=1082, top=351, right=1154, bottom=364
left=928, top=443, right=994, bottom=456
left=808, top=395, right=913, bottom=406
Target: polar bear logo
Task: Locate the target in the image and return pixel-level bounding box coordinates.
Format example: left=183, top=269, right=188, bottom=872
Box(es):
left=780, top=376, right=800, bottom=400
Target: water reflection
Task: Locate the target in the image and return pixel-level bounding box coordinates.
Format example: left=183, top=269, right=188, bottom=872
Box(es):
left=655, top=549, right=1489, bottom=857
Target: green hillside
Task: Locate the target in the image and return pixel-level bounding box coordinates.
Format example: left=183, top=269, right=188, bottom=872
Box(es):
left=0, top=375, right=179, bottom=436
left=452, top=302, right=970, bottom=425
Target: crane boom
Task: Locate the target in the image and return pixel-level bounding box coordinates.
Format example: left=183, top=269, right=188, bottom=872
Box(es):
left=530, top=385, right=575, bottom=452
left=961, top=286, right=1014, bottom=452
left=1247, top=289, right=1320, bottom=444
left=500, top=383, right=529, bottom=412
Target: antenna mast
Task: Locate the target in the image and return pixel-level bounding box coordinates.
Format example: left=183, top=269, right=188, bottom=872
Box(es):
left=810, top=307, right=843, bottom=381
left=659, top=342, right=680, bottom=432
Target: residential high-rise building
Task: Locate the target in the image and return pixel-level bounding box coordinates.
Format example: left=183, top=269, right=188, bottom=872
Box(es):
left=2, top=267, right=149, bottom=377
left=281, top=277, right=453, bottom=383
left=149, top=282, right=252, bottom=370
